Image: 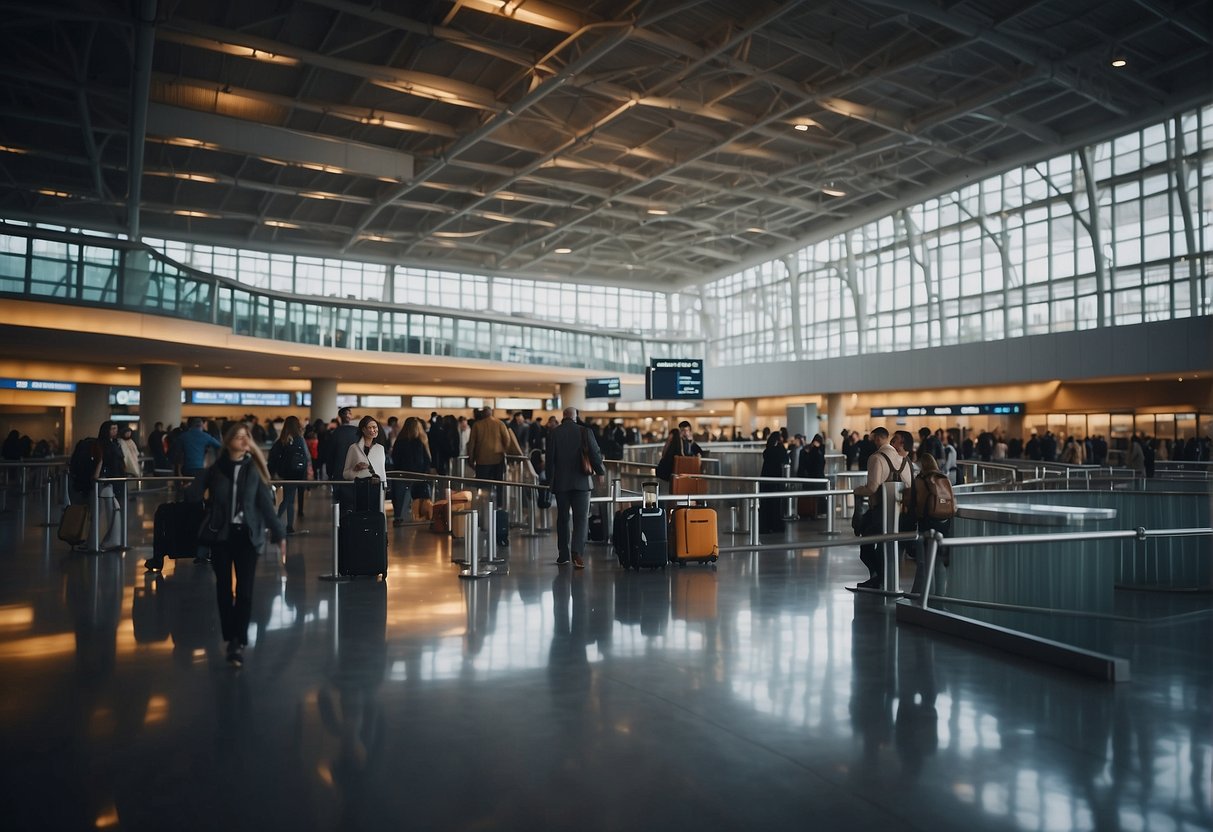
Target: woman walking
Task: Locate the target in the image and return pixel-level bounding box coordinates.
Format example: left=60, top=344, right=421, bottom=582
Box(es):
left=268, top=415, right=310, bottom=533
left=202, top=423, right=286, bottom=667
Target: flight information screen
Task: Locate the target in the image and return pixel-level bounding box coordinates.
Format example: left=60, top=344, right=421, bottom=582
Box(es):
left=645, top=359, right=703, bottom=400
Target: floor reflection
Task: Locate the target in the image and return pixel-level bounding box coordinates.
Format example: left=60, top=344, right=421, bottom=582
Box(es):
left=0, top=492, right=1207, bottom=831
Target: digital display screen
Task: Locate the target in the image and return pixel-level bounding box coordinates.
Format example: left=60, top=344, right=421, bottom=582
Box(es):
left=585, top=377, right=621, bottom=399
left=360, top=395, right=403, bottom=408
left=646, top=359, right=703, bottom=400
left=0, top=378, right=77, bottom=392
left=870, top=403, right=1024, bottom=417
left=191, top=390, right=290, bottom=407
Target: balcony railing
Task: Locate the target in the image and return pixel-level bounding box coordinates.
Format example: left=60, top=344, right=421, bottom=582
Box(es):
left=0, top=224, right=697, bottom=374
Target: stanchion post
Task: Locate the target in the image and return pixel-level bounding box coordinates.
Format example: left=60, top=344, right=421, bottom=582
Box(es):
left=120, top=479, right=128, bottom=549
left=783, top=464, right=796, bottom=520
left=458, top=509, right=492, bottom=579
left=446, top=484, right=453, bottom=536
left=485, top=497, right=501, bottom=564
left=880, top=481, right=899, bottom=594
left=90, top=480, right=101, bottom=552
left=319, top=502, right=344, bottom=581
left=730, top=504, right=738, bottom=535
left=749, top=483, right=761, bottom=546
left=826, top=475, right=836, bottom=535
left=919, top=531, right=940, bottom=609
left=43, top=478, right=52, bottom=526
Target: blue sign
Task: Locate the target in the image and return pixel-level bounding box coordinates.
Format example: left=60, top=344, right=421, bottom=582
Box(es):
left=0, top=377, right=77, bottom=392
left=870, top=403, right=1024, bottom=418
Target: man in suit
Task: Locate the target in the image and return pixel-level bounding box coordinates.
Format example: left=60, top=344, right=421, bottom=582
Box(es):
left=546, top=407, right=605, bottom=569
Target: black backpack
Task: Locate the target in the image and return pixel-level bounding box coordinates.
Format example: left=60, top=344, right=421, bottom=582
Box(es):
left=69, top=439, right=97, bottom=494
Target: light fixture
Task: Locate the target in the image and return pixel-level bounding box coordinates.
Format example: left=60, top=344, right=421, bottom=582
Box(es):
left=117, top=366, right=127, bottom=371
left=288, top=365, right=301, bottom=372
left=745, top=227, right=765, bottom=234
left=172, top=209, right=219, bottom=218
left=554, top=247, right=572, bottom=254
left=646, top=208, right=669, bottom=216
left=0, top=144, right=27, bottom=154
left=36, top=188, right=72, bottom=198
left=794, top=124, right=810, bottom=131
left=1111, top=56, right=1127, bottom=68
left=148, top=171, right=218, bottom=183
left=264, top=219, right=300, bottom=229
left=822, top=183, right=846, bottom=197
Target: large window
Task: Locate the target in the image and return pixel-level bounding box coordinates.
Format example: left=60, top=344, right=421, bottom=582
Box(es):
left=703, top=105, right=1212, bottom=366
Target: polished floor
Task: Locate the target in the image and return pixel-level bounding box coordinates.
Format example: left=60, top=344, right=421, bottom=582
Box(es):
left=1, top=484, right=1209, bottom=832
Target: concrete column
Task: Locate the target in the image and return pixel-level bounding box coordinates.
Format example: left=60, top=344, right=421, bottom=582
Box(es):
left=733, top=399, right=757, bottom=438
left=827, top=393, right=847, bottom=445
left=786, top=403, right=818, bottom=438
left=72, top=384, right=110, bottom=447
left=140, top=363, right=182, bottom=433
left=311, top=378, right=338, bottom=424
left=559, top=382, right=585, bottom=413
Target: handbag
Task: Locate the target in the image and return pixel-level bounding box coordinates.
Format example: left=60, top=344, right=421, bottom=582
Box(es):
left=579, top=428, right=594, bottom=475
left=198, top=502, right=230, bottom=544
left=851, top=498, right=870, bottom=536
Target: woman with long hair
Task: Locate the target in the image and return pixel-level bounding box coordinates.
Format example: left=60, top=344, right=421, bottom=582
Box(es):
left=268, top=415, right=309, bottom=533
left=389, top=416, right=432, bottom=525
left=202, top=422, right=286, bottom=667
left=344, top=415, right=387, bottom=511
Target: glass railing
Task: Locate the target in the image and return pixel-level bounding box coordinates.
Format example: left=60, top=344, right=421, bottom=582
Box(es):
left=0, top=225, right=698, bottom=374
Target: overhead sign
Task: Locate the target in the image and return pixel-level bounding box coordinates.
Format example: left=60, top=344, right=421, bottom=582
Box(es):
left=645, top=358, right=703, bottom=400
left=585, top=377, right=621, bottom=399
left=870, top=403, right=1025, bottom=418
left=0, top=378, right=76, bottom=392
left=191, top=390, right=291, bottom=407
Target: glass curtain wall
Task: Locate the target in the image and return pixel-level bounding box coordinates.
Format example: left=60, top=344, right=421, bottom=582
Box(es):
left=703, top=105, right=1211, bottom=367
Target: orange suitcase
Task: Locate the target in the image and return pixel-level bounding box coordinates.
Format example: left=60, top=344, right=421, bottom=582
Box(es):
left=668, top=506, right=719, bottom=564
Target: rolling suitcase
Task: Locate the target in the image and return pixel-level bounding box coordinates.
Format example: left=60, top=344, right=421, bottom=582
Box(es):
left=669, top=506, right=719, bottom=564
left=622, top=505, right=667, bottom=570
left=613, top=507, right=633, bottom=566
left=152, top=501, right=206, bottom=562
left=58, top=504, right=89, bottom=546
left=339, top=510, right=388, bottom=577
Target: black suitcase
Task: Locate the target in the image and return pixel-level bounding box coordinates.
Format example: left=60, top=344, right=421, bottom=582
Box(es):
left=152, top=501, right=206, bottom=560
left=621, top=506, right=667, bottom=570
left=588, top=512, right=606, bottom=542
left=613, top=508, right=631, bottom=566
left=339, top=510, right=388, bottom=577
left=495, top=508, right=509, bottom=548
left=353, top=477, right=382, bottom=512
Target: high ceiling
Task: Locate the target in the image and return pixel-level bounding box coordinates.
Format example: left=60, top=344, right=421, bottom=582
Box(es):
left=0, top=0, right=1208, bottom=289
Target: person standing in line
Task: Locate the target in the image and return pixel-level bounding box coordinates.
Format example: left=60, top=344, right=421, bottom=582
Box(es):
left=118, top=426, right=142, bottom=477
left=180, top=417, right=222, bottom=486
left=343, top=416, right=387, bottom=511
left=546, top=407, right=605, bottom=569
left=202, top=423, right=286, bottom=667
left=389, top=416, right=431, bottom=526
left=268, top=416, right=309, bottom=534
left=852, top=427, right=912, bottom=589
left=327, top=406, right=360, bottom=512
left=466, top=407, right=523, bottom=502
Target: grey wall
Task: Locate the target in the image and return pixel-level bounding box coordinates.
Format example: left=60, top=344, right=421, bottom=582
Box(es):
left=706, top=316, right=1213, bottom=399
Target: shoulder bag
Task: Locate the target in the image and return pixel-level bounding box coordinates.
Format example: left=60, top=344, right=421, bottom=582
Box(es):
left=579, top=427, right=594, bottom=475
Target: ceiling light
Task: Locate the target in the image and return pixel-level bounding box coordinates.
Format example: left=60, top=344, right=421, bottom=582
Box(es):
left=647, top=208, right=669, bottom=215
left=361, top=234, right=394, bottom=243
left=299, top=162, right=345, bottom=175
left=263, top=219, right=300, bottom=229
left=288, top=365, right=301, bottom=372
left=172, top=209, right=219, bottom=218
left=0, top=144, right=27, bottom=154
left=822, top=184, right=846, bottom=197
left=36, top=188, right=72, bottom=198
left=554, top=247, right=572, bottom=254
left=117, top=366, right=127, bottom=371
left=745, top=227, right=765, bottom=234
left=154, top=136, right=221, bottom=151
left=148, top=171, right=217, bottom=183
left=1111, top=57, right=1127, bottom=68
left=299, top=191, right=340, bottom=200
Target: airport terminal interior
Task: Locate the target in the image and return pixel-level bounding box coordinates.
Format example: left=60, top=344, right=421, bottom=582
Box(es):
left=0, top=1, right=1211, bottom=830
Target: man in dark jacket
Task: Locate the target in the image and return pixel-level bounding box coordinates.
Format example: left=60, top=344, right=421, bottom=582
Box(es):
left=546, top=407, right=605, bottom=569
left=327, top=407, right=360, bottom=511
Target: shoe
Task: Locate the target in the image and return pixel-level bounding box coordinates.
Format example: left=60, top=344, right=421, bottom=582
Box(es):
left=572, top=555, right=585, bottom=569
left=287, top=526, right=297, bottom=534
left=555, top=555, right=570, bottom=565
left=392, top=518, right=406, bottom=527
left=226, top=643, right=243, bottom=668
left=855, top=577, right=882, bottom=590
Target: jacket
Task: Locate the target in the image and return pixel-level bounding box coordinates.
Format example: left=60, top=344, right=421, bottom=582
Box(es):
left=546, top=419, right=605, bottom=492
left=203, top=456, right=285, bottom=554
left=344, top=441, right=387, bottom=481
left=467, top=417, right=523, bottom=466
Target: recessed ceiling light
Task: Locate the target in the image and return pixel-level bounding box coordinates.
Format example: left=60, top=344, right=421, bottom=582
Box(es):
left=794, top=123, right=810, bottom=132
left=554, top=247, right=572, bottom=254
left=117, top=366, right=126, bottom=371
left=745, top=227, right=765, bottom=234
left=224, top=365, right=232, bottom=370
left=646, top=208, right=668, bottom=215
left=432, top=378, right=442, bottom=383
left=1111, top=57, right=1127, bottom=68
left=288, top=365, right=301, bottom=372
left=822, top=184, right=846, bottom=197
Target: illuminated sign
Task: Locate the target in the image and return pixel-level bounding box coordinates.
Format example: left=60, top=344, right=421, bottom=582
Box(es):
left=585, top=377, right=621, bottom=399
left=646, top=358, right=703, bottom=400
left=191, top=390, right=291, bottom=407
left=0, top=378, right=76, bottom=392
left=869, top=403, right=1025, bottom=418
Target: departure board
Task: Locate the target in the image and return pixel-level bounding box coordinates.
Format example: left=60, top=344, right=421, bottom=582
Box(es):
left=645, top=358, right=703, bottom=400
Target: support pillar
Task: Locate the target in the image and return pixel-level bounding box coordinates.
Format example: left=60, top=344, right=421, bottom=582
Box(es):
left=827, top=393, right=847, bottom=448
left=559, top=382, right=585, bottom=413
left=72, top=384, right=110, bottom=447
left=311, top=378, right=338, bottom=424
left=141, top=363, right=182, bottom=434
left=733, top=399, right=757, bottom=439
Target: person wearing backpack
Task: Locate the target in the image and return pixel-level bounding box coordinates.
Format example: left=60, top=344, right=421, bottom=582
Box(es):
left=907, top=452, right=956, bottom=597
left=267, top=416, right=309, bottom=534
left=852, top=427, right=912, bottom=589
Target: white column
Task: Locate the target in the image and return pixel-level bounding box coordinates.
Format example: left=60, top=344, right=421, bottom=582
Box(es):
left=72, top=384, right=110, bottom=447
left=311, top=378, right=338, bottom=424
left=559, top=382, right=585, bottom=413
left=140, top=363, right=182, bottom=433
left=827, top=393, right=847, bottom=445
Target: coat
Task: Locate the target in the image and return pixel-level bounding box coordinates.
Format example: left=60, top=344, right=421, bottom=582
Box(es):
left=546, top=419, right=605, bottom=492
left=467, top=417, right=523, bottom=466
left=203, top=456, right=286, bottom=555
